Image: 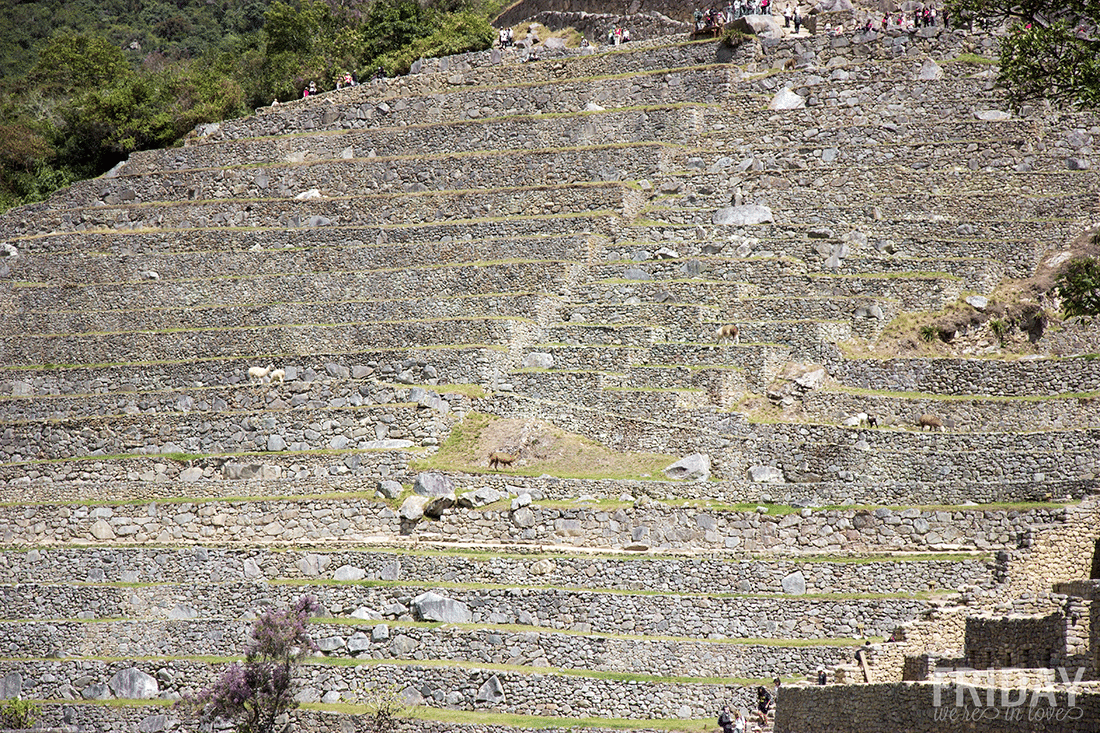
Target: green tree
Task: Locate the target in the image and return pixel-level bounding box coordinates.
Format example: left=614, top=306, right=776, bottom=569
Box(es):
left=1055, top=255, right=1100, bottom=318
left=31, top=32, right=134, bottom=92
left=947, top=0, right=1100, bottom=106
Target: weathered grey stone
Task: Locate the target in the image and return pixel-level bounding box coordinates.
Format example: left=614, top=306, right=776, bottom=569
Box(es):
left=768, top=89, right=806, bottom=110
left=512, top=506, right=536, bottom=527
left=457, top=486, right=503, bottom=508
left=782, top=571, right=807, bottom=595
left=333, top=565, right=367, bottom=581
left=413, top=472, right=454, bottom=497
left=108, top=668, right=159, bottom=699
left=966, top=295, right=989, bottom=310
left=179, top=467, right=203, bottom=482
left=399, top=495, right=430, bottom=521
left=749, top=465, right=785, bottom=483
left=378, top=480, right=403, bottom=499
left=424, top=494, right=455, bottom=519
left=475, top=674, right=506, bottom=704
left=371, top=624, right=390, bottom=642
left=522, top=352, right=555, bottom=369
left=1067, top=158, right=1092, bottom=170
left=347, top=632, right=372, bottom=652
left=730, top=14, right=783, bottom=37
left=0, top=672, right=22, bottom=698
left=138, top=714, right=169, bottom=733
left=390, top=635, right=418, bottom=656
left=324, top=362, right=350, bottom=379
left=918, top=59, right=942, bottom=80
left=974, top=110, right=1011, bottom=121
left=530, top=559, right=556, bottom=575
left=664, top=454, right=711, bottom=481
left=316, top=636, right=345, bottom=652
left=90, top=519, right=115, bottom=540
left=412, top=591, right=472, bottom=623
left=267, top=434, right=287, bottom=452
left=380, top=560, right=401, bottom=581
left=713, top=204, right=775, bottom=226
left=623, top=267, right=652, bottom=280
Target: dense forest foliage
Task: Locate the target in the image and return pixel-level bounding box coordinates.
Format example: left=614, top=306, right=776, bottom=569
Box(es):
left=0, top=0, right=499, bottom=212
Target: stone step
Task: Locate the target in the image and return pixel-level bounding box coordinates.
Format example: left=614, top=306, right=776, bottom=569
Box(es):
left=0, top=581, right=930, bottom=639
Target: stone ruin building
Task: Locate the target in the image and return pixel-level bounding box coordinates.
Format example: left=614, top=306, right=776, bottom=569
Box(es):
left=0, top=8, right=1098, bottom=733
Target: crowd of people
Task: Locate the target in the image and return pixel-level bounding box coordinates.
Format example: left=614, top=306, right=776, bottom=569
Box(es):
left=694, top=1, right=774, bottom=32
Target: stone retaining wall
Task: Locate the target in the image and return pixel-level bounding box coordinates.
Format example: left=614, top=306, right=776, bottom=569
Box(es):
left=0, top=546, right=993, bottom=595
left=774, top=682, right=1100, bottom=733
left=0, top=497, right=1065, bottom=553
left=0, top=581, right=928, bottom=639
left=799, top=391, right=1100, bottom=434
left=0, top=619, right=851, bottom=679
left=3, top=704, right=682, bottom=733
left=827, top=356, right=1100, bottom=397
left=0, top=658, right=753, bottom=720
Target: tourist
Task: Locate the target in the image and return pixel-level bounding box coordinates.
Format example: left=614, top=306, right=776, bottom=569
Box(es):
left=793, top=8, right=801, bottom=32
left=718, top=705, right=735, bottom=733
left=694, top=7, right=705, bottom=30
left=817, top=667, right=827, bottom=685
left=752, top=686, right=770, bottom=726
left=733, top=710, right=746, bottom=733
left=784, top=4, right=793, bottom=26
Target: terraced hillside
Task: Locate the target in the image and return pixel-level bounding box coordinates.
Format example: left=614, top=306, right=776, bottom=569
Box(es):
left=1, top=26, right=1099, bottom=733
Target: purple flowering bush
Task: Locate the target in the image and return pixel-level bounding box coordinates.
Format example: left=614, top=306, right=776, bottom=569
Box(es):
left=179, top=595, right=320, bottom=733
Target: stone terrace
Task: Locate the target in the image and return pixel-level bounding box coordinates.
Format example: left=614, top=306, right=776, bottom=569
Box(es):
left=0, top=25, right=1099, bottom=733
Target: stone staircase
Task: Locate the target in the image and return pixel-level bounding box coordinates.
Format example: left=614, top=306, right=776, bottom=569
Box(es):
left=1, top=26, right=1099, bottom=733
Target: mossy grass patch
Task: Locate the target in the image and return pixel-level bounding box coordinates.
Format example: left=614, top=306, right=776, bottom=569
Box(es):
left=410, top=412, right=676, bottom=480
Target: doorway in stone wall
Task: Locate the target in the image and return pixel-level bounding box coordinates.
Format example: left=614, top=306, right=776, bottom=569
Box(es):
left=1092, top=538, right=1100, bottom=579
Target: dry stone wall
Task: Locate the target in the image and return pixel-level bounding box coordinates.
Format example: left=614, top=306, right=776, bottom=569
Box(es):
left=0, top=547, right=993, bottom=595
left=0, top=499, right=1063, bottom=553
left=0, top=582, right=927, bottom=640
left=0, top=619, right=850, bottom=679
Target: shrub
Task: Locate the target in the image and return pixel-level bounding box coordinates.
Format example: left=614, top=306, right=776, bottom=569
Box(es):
left=178, top=595, right=320, bottom=733
left=719, top=28, right=752, bottom=48
left=0, top=698, right=39, bottom=729
left=1055, top=256, right=1100, bottom=319
left=918, top=325, right=938, bottom=342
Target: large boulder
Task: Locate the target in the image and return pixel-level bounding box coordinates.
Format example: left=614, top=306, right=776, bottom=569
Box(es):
left=768, top=89, right=806, bottom=110
left=399, top=495, right=430, bottom=521
left=664, top=454, right=711, bottom=481
left=730, top=14, right=783, bottom=37
left=108, top=667, right=159, bottom=699
left=475, top=674, right=506, bottom=704
left=412, top=472, right=454, bottom=497
left=713, top=204, right=775, bottom=226
left=411, top=591, right=472, bottom=623
left=749, top=465, right=785, bottom=483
